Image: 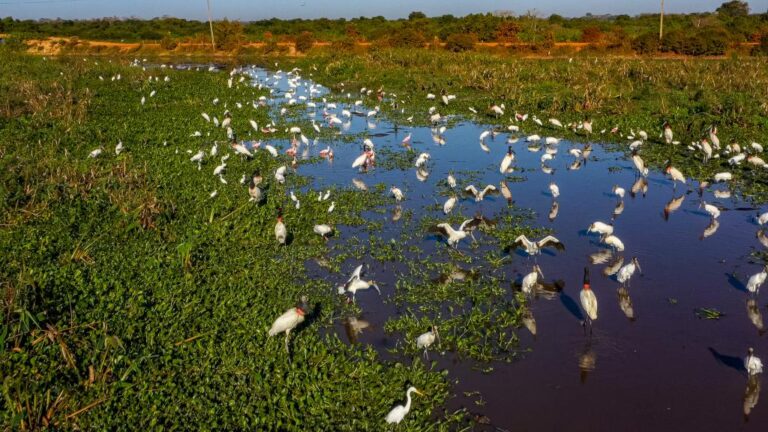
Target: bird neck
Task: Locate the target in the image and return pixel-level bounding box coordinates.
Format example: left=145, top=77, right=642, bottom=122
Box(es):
left=404, top=390, right=414, bottom=411
left=277, top=216, right=283, bottom=223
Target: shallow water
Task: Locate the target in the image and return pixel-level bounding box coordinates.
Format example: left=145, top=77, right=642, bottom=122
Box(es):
left=193, top=64, right=767, bottom=430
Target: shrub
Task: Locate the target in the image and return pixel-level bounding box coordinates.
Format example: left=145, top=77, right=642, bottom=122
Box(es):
left=632, top=32, right=660, bottom=54
left=386, top=28, right=426, bottom=48
left=581, top=26, right=604, bottom=43
left=160, top=35, right=178, bottom=51
left=444, top=33, right=477, bottom=52
left=295, top=31, right=314, bottom=53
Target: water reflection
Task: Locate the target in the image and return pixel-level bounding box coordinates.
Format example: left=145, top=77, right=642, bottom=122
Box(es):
left=579, top=338, right=597, bottom=384
left=744, top=374, right=761, bottom=422
left=343, top=316, right=371, bottom=344
left=617, top=287, right=636, bottom=321
left=746, top=299, right=765, bottom=335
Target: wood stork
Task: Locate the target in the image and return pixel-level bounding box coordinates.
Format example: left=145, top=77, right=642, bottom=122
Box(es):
left=268, top=295, right=308, bottom=353
left=588, top=221, right=613, bottom=236
left=746, top=265, right=768, bottom=295
left=275, top=209, right=287, bottom=245
left=416, top=326, right=440, bottom=359
left=443, top=196, right=457, bottom=215
left=511, top=235, right=565, bottom=256
left=500, top=146, right=515, bottom=174
left=617, top=257, right=641, bottom=286
left=464, top=184, right=497, bottom=202
left=521, top=264, right=544, bottom=294
left=391, top=186, right=404, bottom=202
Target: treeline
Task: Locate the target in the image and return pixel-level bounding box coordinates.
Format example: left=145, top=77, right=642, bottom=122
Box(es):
left=2, top=1, right=768, bottom=55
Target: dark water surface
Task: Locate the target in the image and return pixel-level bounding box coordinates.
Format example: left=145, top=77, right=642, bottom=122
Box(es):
left=180, top=63, right=767, bottom=430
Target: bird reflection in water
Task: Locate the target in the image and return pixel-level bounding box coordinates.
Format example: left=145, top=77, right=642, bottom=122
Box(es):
left=579, top=338, right=597, bottom=384
left=392, top=205, right=402, bottom=222
left=701, top=219, right=720, bottom=239
left=549, top=201, right=559, bottom=222
left=617, top=287, right=636, bottom=321
left=343, top=316, right=370, bottom=344
left=663, top=195, right=685, bottom=220
left=630, top=176, right=648, bottom=199
left=603, top=256, right=624, bottom=277
left=744, top=374, right=761, bottom=422
left=522, top=308, right=537, bottom=337
left=746, top=299, right=765, bottom=335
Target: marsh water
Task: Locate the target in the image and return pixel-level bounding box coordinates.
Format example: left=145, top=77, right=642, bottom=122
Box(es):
left=185, top=64, right=766, bottom=430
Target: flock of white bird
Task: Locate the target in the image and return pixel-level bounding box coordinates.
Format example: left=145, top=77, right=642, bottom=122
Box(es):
left=87, top=60, right=766, bottom=425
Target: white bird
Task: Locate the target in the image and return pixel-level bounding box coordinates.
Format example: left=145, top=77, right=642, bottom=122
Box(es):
left=663, top=122, right=673, bottom=144
left=612, top=185, right=625, bottom=199
left=313, top=224, right=334, bottom=240
left=757, top=212, right=768, bottom=226
left=549, top=182, right=560, bottom=198
left=701, top=201, right=720, bottom=220
left=415, top=152, right=430, bottom=168
left=665, top=163, right=686, bottom=188
left=581, top=268, right=598, bottom=329
left=443, top=196, right=457, bottom=215
left=746, top=265, right=768, bottom=295
left=275, top=210, right=287, bottom=244
left=232, top=143, right=253, bottom=158
left=500, top=146, right=515, bottom=174
left=327, top=201, right=335, bottom=213
left=617, top=257, right=641, bottom=285
left=115, top=141, right=124, bottom=155
left=431, top=219, right=478, bottom=248
left=602, top=234, right=625, bottom=252
left=416, top=326, right=439, bottom=359
left=521, top=264, right=544, bottom=294
left=88, top=147, right=103, bottom=158
left=549, top=118, right=563, bottom=128
left=140, top=96, right=146, bottom=105
left=268, top=296, right=309, bottom=353
left=464, top=184, right=497, bottom=202
left=511, top=235, right=565, bottom=256
left=343, top=278, right=380, bottom=302
left=275, top=166, right=287, bottom=184
left=447, top=174, right=457, bottom=188
left=527, top=134, right=541, bottom=142
left=385, top=386, right=424, bottom=425
left=390, top=186, right=404, bottom=202
left=190, top=150, right=205, bottom=169
left=588, top=221, right=613, bottom=236
left=713, top=172, right=732, bottom=182
left=264, top=144, right=278, bottom=157
left=479, top=130, right=491, bottom=141
left=745, top=347, right=763, bottom=376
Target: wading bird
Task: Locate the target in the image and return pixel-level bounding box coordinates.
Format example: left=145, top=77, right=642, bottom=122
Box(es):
left=588, top=221, right=613, bottom=236
left=385, top=386, right=424, bottom=425
left=275, top=209, right=287, bottom=245
left=391, top=186, right=404, bottom=202
left=443, top=195, right=457, bottom=215
left=745, top=348, right=763, bottom=376
left=500, top=146, right=515, bottom=174
left=746, top=265, right=768, bottom=295
left=313, top=224, right=333, bottom=240
left=617, top=257, right=642, bottom=286
left=268, top=295, right=309, bottom=353
left=521, top=264, right=545, bottom=294
left=581, top=267, right=598, bottom=332
left=430, top=220, right=475, bottom=248
left=511, top=235, right=565, bottom=256
left=464, top=184, right=497, bottom=202
left=416, top=326, right=439, bottom=359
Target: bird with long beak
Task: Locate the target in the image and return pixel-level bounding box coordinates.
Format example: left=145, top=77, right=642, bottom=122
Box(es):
left=580, top=267, right=598, bottom=333
left=443, top=195, right=457, bottom=215
left=313, top=224, right=334, bottom=240
left=391, top=186, right=404, bottom=202
left=464, top=184, right=497, bottom=202
left=499, top=181, right=513, bottom=204
left=511, top=235, right=565, bottom=256
left=416, top=326, right=440, bottom=359
left=268, top=295, right=309, bottom=353
left=248, top=171, right=264, bottom=203
left=746, top=265, right=768, bottom=295
left=701, top=201, right=721, bottom=220
left=663, top=121, right=674, bottom=145
left=386, top=386, right=425, bottom=425
left=665, top=162, right=686, bottom=189
left=617, top=257, right=642, bottom=286
left=342, top=278, right=380, bottom=303
left=275, top=208, right=287, bottom=245
left=745, top=347, right=763, bottom=376
left=500, top=146, right=515, bottom=174
left=588, top=221, right=613, bottom=236
left=521, top=264, right=545, bottom=295
left=601, top=234, right=625, bottom=252
left=415, top=152, right=430, bottom=168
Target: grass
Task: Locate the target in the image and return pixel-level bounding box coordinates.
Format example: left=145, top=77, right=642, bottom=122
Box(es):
left=0, top=49, right=483, bottom=430
left=278, top=48, right=768, bottom=202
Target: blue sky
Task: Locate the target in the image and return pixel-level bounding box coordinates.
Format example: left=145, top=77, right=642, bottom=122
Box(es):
left=2, top=0, right=765, bottom=20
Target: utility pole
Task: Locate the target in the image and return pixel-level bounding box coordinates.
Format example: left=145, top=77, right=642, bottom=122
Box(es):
left=206, top=0, right=216, bottom=51
left=659, top=0, right=664, bottom=41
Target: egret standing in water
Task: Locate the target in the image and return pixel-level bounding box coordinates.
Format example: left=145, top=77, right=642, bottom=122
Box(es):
left=385, top=386, right=425, bottom=425
left=581, top=267, right=598, bottom=333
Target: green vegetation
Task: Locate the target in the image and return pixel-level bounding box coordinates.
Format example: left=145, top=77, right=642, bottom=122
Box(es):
left=1, top=47, right=488, bottom=429
left=3, top=1, right=768, bottom=55
left=280, top=48, right=768, bottom=201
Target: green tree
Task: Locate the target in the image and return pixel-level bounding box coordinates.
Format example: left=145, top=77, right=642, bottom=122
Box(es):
left=444, top=33, right=477, bottom=52
left=408, top=11, right=427, bottom=20
left=213, top=19, right=244, bottom=51
left=717, top=1, right=749, bottom=18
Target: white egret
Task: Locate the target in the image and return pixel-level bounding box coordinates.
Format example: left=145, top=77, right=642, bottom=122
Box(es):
left=385, top=386, right=424, bottom=425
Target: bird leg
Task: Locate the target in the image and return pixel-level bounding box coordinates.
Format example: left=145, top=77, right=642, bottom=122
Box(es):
left=284, top=330, right=291, bottom=354
left=423, top=349, right=430, bottom=361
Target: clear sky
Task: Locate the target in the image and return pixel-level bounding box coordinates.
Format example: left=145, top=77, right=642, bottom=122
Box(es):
left=2, top=0, right=766, bottom=20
